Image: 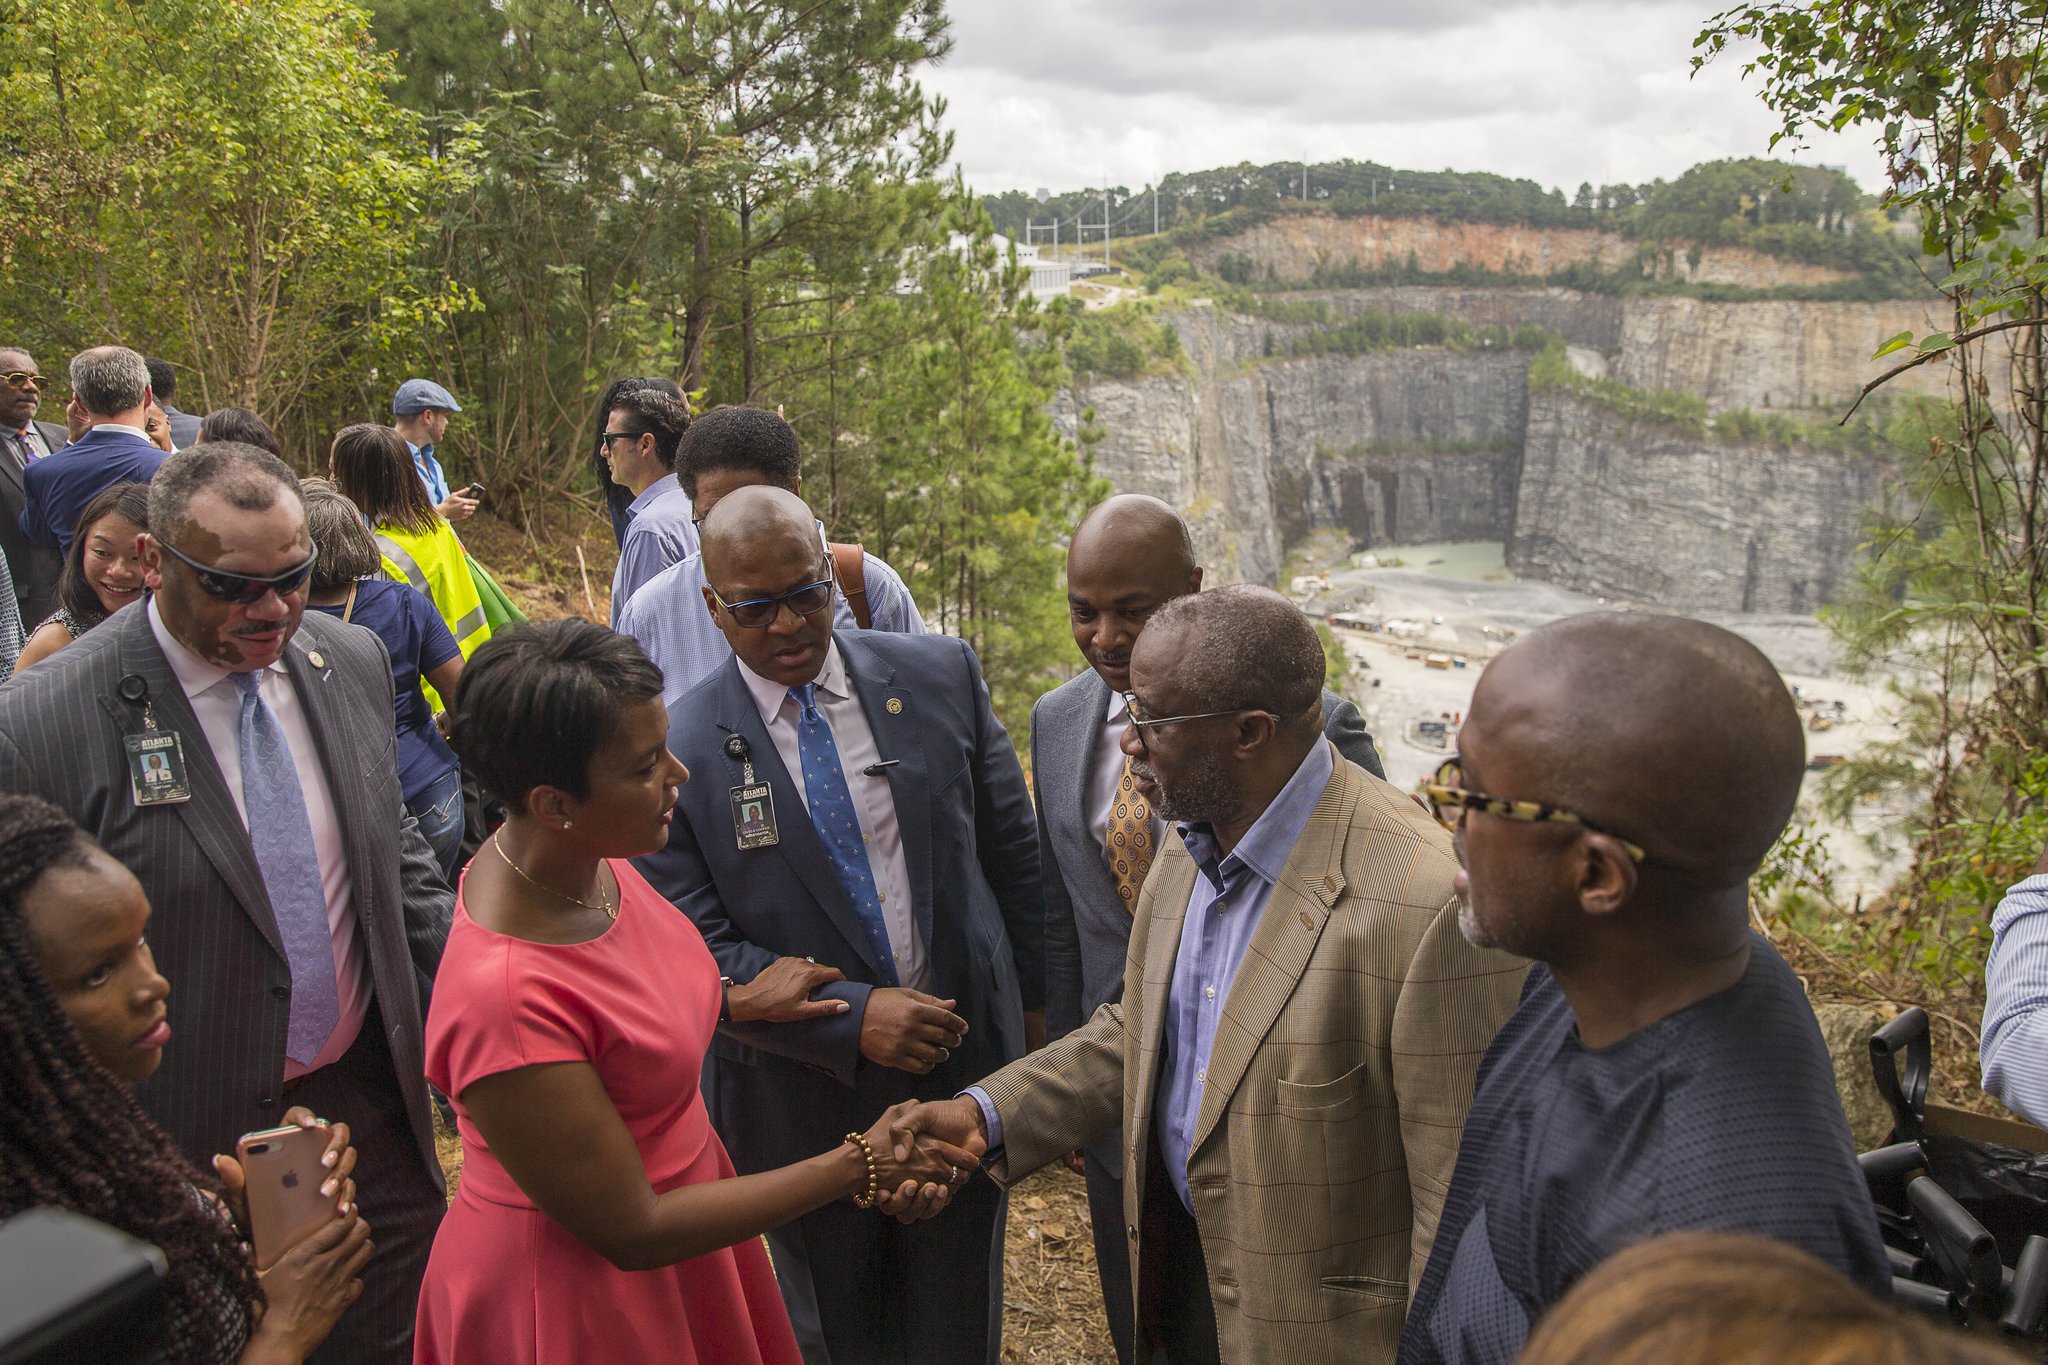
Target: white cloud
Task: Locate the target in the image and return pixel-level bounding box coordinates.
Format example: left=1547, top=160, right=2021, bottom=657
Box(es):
left=925, top=0, right=1889, bottom=198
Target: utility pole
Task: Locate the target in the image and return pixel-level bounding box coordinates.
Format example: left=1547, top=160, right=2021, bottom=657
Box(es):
left=1302, top=161, right=1309, bottom=200
left=1153, top=183, right=1159, bottom=236
left=1103, top=181, right=1112, bottom=266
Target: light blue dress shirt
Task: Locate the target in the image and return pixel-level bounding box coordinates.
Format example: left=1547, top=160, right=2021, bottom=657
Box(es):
left=616, top=521, right=926, bottom=708
left=1982, top=873, right=2048, bottom=1126
left=971, top=739, right=1336, bottom=1210
left=610, top=473, right=699, bottom=626
left=406, top=439, right=451, bottom=505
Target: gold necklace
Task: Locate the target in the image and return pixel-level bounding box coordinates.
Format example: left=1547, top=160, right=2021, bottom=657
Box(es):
left=489, top=834, right=618, bottom=920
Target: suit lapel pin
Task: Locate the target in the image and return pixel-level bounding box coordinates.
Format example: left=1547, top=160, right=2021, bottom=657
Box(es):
left=307, top=650, right=326, bottom=670
left=886, top=697, right=904, bottom=714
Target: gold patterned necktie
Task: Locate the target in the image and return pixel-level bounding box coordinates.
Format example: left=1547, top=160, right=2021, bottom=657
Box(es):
left=1106, top=754, right=1155, bottom=913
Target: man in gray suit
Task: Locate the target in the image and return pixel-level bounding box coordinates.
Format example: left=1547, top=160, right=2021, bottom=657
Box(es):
left=0, top=443, right=452, bottom=1364
left=1036, top=494, right=1383, bottom=1363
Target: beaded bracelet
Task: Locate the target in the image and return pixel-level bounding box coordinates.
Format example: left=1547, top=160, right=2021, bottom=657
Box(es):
left=843, top=1131, right=880, bottom=1209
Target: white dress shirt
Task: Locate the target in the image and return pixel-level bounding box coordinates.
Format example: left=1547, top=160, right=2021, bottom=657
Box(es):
left=1086, top=688, right=1163, bottom=871
left=736, top=641, right=929, bottom=992
left=148, top=601, right=368, bottom=1078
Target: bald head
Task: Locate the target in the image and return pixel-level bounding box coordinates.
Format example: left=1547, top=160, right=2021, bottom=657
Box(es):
left=1471, top=614, right=1803, bottom=878
left=699, top=484, right=820, bottom=580
left=1066, top=494, right=1203, bottom=691
left=1071, top=495, right=1195, bottom=576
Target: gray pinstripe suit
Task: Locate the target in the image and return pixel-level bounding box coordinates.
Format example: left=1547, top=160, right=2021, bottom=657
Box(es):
left=982, top=748, right=1528, bottom=1363
left=0, top=602, right=452, bottom=1364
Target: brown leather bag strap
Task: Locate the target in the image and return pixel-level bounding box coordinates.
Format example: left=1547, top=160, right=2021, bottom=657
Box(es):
left=829, top=541, right=871, bottom=630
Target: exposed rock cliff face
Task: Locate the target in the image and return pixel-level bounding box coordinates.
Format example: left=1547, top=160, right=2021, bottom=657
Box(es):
left=1507, top=390, right=1885, bottom=614
left=1187, top=215, right=1856, bottom=290
left=1055, top=303, right=1525, bottom=585
left=1063, top=266, right=1933, bottom=611
left=1617, top=295, right=1956, bottom=412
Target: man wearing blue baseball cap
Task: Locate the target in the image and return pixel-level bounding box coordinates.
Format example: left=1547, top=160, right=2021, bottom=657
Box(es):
left=392, top=378, right=477, bottom=523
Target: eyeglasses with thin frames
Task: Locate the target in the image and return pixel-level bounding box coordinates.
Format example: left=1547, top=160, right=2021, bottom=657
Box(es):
left=1119, top=691, right=1276, bottom=755
left=2, top=371, right=46, bottom=391
left=1423, top=756, right=1647, bottom=863
left=711, top=578, right=835, bottom=629
left=157, top=540, right=319, bottom=604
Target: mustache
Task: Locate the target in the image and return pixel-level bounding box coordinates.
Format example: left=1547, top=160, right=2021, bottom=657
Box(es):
left=1130, top=758, right=1158, bottom=786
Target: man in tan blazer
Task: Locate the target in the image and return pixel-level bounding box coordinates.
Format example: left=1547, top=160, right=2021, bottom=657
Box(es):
left=889, top=585, right=1526, bottom=1363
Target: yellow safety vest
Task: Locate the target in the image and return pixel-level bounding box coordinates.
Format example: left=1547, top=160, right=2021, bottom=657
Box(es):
left=375, top=519, right=489, bottom=712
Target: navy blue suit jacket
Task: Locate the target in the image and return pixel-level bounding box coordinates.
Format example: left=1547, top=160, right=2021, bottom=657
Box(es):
left=20, top=425, right=169, bottom=553
left=635, top=630, right=1043, bottom=1168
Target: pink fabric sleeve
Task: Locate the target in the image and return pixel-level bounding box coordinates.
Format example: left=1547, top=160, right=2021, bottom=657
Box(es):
left=428, top=934, right=605, bottom=1098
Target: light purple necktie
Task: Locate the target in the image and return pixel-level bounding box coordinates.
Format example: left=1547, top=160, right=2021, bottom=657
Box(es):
left=232, top=671, right=340, bottom=1064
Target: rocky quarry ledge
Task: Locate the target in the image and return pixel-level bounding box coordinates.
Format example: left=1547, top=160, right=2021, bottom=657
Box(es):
left=1055, top=283, right=1927, bottom=614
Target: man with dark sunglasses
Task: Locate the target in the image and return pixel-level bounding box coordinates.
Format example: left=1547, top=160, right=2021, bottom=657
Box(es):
left=616, top=404, right=925, bottom=707
left=1398, top=613, right=1888, bottom=1365
left=0, top=442, right=456, bottom=1364
left=0, top=347, right=81, bottom=621
left=634, top=483, right=1041, bottom=1365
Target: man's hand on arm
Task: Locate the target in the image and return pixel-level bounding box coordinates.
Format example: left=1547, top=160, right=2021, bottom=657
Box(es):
left=859, top=987, right=968, bottom=1074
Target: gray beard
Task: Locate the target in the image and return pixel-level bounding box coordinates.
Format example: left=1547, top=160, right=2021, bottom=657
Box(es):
left=1135, top=754, right=1237, bottom=826
left=1457, top=896, right=1500, bottom=950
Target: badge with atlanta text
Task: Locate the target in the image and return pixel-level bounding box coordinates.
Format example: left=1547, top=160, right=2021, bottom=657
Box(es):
left=730, top=783, right=779, bottom=849
left=125, top=729, right=193, bottom=806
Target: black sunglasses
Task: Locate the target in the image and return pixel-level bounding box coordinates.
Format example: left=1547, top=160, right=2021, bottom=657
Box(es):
left=157, top=540, right=319, bottom=604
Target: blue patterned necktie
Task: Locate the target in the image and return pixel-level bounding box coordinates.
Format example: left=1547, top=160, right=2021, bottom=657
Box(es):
left=232, top=671, right=341, bottom=1064
left=789, top=684, right=899, bottom=985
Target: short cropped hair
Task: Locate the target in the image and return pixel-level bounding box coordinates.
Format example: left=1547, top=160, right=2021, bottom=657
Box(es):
left=196, top=407, right=280, bottom=456
left=607, top=387, right=690, bottom=472
left=147, top=442, right=303, bottom=549
left=299, top=479, right=383, bottom=593
left=1147, top=584, right=1323, bottom=724
left=69, top=347, right=151, bottom=417
left=142, top=357, right=178, bottom=405
left=329, top=423, right=436, bottom=536
left=676, top=405, right=801, bottom=500
left=449, top=620, right=665, bottom=805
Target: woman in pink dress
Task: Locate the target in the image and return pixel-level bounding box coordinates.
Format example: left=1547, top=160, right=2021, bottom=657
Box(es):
left=414, top=620, right=973, bottom=1364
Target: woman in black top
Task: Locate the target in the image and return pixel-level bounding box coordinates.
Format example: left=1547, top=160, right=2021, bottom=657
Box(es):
left=0, top=794, right=371, bottom=1364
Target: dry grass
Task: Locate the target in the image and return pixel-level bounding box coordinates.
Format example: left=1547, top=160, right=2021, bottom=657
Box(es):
left=460, top=505, right=616, bottom=625
left=1001, top=1167, right=1117, bottom=1364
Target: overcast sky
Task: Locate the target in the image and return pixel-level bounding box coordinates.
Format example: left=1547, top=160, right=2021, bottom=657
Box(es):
left=924, top=0, right=1889, bottom=200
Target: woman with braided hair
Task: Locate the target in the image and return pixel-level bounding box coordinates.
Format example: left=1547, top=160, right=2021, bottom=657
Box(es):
left=0, top=793, right=370, bottom=1364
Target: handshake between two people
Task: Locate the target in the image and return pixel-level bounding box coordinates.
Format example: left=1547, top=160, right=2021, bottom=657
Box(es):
left=867, top=1097, right=995, bottom=1224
